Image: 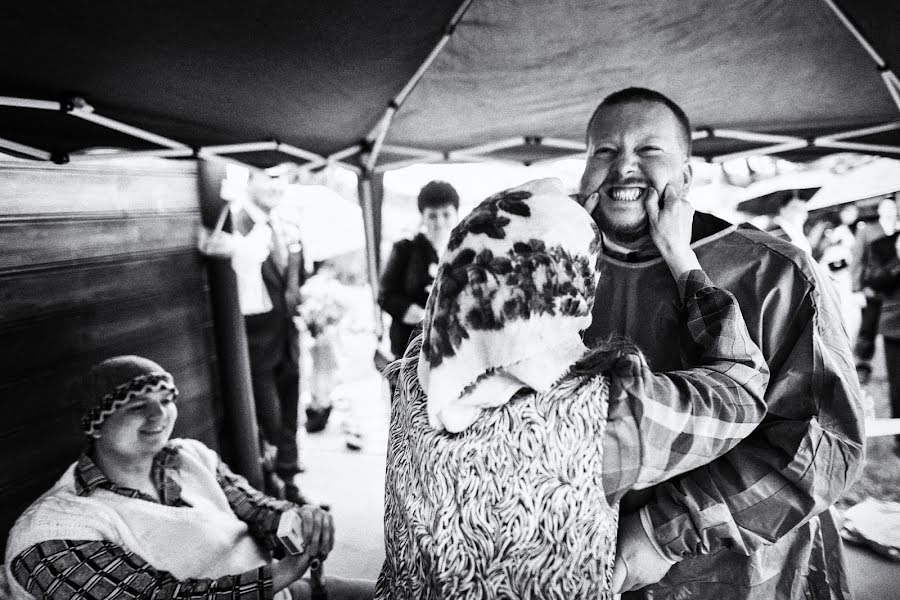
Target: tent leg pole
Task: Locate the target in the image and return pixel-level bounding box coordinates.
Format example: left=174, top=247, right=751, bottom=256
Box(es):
left=359, top=170, right=384, bottom=339
left=206, top=260, right=265, bottom=489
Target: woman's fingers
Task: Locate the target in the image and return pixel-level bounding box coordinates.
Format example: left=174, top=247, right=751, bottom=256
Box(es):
left=321, top=511, right=335, bottom=556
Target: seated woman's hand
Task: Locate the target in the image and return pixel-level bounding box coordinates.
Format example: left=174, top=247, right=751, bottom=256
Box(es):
left=297, top=505, right=335, bottom=558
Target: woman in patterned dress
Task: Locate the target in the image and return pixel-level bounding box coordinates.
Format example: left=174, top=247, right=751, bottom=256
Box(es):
left=377, top=178, right=770, bottom=600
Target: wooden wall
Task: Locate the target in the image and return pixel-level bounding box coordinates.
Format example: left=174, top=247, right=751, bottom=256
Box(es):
left=0, top=158, right=225, bottom=549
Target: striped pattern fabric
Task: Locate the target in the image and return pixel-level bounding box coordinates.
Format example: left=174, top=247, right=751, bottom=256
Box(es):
left=10, top=442, right=295, bottom=600
left=82, top=372, right=178, bottom=437
left=601, top=269, right=770, bottom=497
left=12, top=540, right=271, bottom=600
left=377, top=336, right=618, bottom=600
left=214, top=461, right=296, bottom=554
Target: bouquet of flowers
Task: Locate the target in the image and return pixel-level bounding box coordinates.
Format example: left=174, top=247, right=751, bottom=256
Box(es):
left=298, top=271, right=349, bottom=338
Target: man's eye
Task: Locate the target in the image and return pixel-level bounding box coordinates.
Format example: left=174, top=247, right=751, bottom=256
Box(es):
left=639, top=146, right=662, bottom=154
left=162, top=397, right=174, bottom=405
left=128, top=404, right=146, bottom=411
left=593, top=147, right=615, bottom=157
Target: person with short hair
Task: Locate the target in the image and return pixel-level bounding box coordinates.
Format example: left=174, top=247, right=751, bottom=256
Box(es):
left=4, top=355, right=374, bottom=600
left=578, top=87, right=864, bottom=599
left=378, top=180, right=460, bottom=359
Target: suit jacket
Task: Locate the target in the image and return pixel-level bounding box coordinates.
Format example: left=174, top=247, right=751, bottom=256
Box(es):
left=234, top=210, right=307, bottom=372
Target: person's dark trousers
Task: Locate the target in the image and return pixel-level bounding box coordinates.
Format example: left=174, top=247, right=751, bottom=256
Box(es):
left=883, top=336, right=900, bottom=446
left=251, top=361, right=301, bottom=481
left=854, top=297, right=882, bottom=379
left=244, top=310, right=302, bottom=488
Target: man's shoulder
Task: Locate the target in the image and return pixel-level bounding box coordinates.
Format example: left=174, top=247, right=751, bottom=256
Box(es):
left=694, top=213, right=818, bottom=288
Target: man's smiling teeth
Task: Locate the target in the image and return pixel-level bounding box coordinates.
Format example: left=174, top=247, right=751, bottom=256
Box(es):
left=609, top=187, right=645, bottom=202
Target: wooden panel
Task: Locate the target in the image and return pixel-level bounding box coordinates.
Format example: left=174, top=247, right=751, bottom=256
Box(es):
left=0, top=160, right=228, bottom=551
left=0, top=252, right=207, bottom=322
left=0, top=213, right=200, bottom=272
left=0, top=160, right=199, bottom=215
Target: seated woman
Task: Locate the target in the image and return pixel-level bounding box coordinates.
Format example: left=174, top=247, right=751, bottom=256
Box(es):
left=5, top=355, right=373, bottom=600
left=377, top=178, right=769, bottom=599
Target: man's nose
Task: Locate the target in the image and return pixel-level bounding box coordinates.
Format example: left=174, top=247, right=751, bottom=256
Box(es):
left=611, top=150, right=639, bottom=176
left=146, top=401, right=166, bottom=419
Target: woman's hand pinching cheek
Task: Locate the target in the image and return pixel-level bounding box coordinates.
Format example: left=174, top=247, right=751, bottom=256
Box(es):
left=645, top=185, right=695, bottom=259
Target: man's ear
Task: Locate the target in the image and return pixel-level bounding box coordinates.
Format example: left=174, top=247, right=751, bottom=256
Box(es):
left=681, top=160, right=693, bottom=195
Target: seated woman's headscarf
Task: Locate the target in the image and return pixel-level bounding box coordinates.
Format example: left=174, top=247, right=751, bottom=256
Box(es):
left=418, top=177, right=601, bottom=432
left=81, top=355, right=178, bottom=437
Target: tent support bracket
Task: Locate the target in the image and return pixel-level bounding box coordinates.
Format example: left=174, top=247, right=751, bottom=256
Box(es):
left=364, top=0, right=474, bottom=170
left=821, top=0, right=900, bottom=115
left=0, top=135, right=54, bottom=161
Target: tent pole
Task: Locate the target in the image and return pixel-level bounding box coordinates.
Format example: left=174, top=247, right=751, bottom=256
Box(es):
left=0, top=135, right=54, bottom=161
left=364, top=0, right=474, bottom=170
left=711, top=141, right=809, bottom=163
left=813, top=140, right=900, bottom=155
left=203, top=141, right=279, bottom=155
left=358, top=168, right=384, bottom=338
left=821, top=0, right=900, bottom=115
left=0, top=96, right=61, bottom=110
left=817, top=121, right=900, bottom=142
left=67, top=99, right=189, bottom=149
left=69, top=148, right=194, bottom=161
left=709, top=129, right=805, bottom=144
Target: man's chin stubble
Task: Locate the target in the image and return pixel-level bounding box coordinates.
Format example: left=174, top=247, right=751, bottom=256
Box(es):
left=594, top=208, right=650, bottom=244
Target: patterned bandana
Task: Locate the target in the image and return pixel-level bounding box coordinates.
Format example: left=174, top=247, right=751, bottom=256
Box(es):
left=418, top=178, right=602, bottom=432
left=81, top=355, right=178, bottom=437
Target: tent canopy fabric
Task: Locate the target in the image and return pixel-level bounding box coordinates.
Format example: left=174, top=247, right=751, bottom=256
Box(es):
left=1, top=0, right=899, bottom=168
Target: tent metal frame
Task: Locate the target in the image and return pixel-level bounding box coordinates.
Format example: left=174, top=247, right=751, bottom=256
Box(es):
left=1, top=0, right=899, bottom=443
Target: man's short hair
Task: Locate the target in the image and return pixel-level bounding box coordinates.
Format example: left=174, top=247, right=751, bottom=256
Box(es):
left=418, top=180, right=460, bottom=213
left=587, top=87, right=693, bottom=156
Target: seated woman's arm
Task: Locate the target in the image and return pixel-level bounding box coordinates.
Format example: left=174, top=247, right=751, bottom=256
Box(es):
left=599, top=269, right=769, bottom=505
left=215, top=459, right=296, bottom=555
left=11, top=539, right=312, bottom=600
left=214, top=454, right=334, bottom=560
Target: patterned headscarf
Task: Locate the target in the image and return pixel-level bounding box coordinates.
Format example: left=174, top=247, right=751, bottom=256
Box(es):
left=418, top=178, right=602, bottom=432
left=81, top=355, right=178, bottom=437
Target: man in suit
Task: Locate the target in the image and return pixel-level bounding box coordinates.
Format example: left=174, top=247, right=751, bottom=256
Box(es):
left=205, top=172, right=309, bottom=503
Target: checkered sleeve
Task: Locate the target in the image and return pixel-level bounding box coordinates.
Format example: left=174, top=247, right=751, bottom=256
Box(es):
left=602, top=269, right=769, bottom=504
left=11, top=540, right=273, bottom=600
left=215, top=460, right=296, bottom=555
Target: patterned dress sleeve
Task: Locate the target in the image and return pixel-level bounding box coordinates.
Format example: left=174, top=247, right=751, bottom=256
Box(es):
left=215, top=460, right=296, bottom=555
left=11, top=540, right=273, bottom=600
left=602, top=269, right=770, bottom=504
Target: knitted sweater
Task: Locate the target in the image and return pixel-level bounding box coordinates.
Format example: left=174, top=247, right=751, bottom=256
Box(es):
left=5, top=438, right=286, bottom=600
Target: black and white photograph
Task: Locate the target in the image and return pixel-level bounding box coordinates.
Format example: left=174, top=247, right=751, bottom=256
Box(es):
left=1, top=2, right=899, bottom=599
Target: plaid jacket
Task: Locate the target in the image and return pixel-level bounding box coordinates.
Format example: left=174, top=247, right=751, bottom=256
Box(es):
left=584, top=213, right=865, bottom=600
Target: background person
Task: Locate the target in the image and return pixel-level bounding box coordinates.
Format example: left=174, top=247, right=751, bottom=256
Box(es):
left=4, top=355, right=374, bottom=600
left=852, top=197, right=898, bottom=384
left=377, top=178, right=769, bottom=599
left=378, top=180, right=459, bottom=359
left=578, top=87, right=864, bottom=599
left=861, top=232, right=900, bottom=453
left=200, top=172, right=309, bottom=503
